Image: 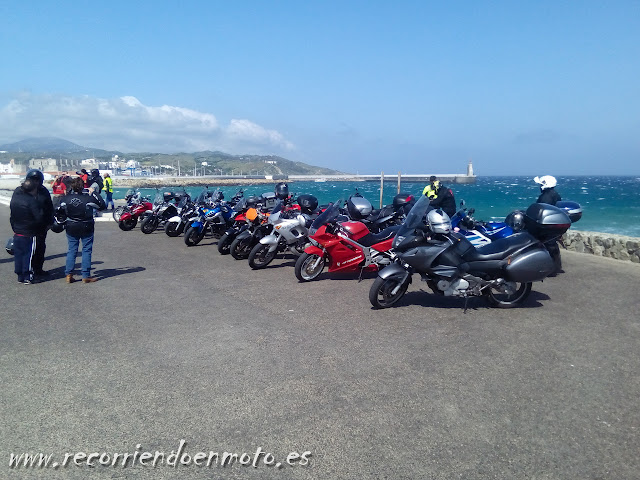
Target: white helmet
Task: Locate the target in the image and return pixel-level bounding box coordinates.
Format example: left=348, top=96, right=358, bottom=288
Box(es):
left=427, top=209, right=452, bottom=234
left=534, top=175, right=557, bottom=190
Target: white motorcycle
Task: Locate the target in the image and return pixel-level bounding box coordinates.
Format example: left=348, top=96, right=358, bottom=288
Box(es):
left=247, top=196, right=318, bottom=269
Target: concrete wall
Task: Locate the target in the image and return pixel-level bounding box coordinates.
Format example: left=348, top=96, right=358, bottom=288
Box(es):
left=563, top=230, right=640, bottom=263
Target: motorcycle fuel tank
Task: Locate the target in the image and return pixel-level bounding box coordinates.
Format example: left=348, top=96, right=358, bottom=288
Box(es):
left=340, top=221, right=370, bottom=241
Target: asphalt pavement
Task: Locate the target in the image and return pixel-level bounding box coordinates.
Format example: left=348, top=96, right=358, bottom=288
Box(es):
left=1, top=205, right=639, bottom=480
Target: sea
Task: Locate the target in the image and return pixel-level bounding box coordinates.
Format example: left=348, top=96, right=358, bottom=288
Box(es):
left=111, top=176, right=640, bottom=238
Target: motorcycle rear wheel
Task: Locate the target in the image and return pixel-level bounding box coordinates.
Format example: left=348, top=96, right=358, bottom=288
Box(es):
left=248, top=243, right=277, bottom=269
left=118, top=217, right=138, bottom=231
left=140, top=216, right=158, bottom=234
left=295, top=253, right=325, bottom=282
left=164, top=221, right=182, bottom=237
left=217, top=232, right=234, bottom=255
left=113, top=206, right=126, bottom=222
left=369, top=275, right=409, bottom=309
left=485, top=281, right=532, bottom=308
left=230, top=236, right=253, bottom=260
left=184, top=226, right=205, bottom=246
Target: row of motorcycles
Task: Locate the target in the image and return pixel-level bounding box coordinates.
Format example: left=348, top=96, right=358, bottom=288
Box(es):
left=116, top=182, right=582, bottom=310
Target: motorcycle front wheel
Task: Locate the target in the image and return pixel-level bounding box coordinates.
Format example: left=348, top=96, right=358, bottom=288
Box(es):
left=230, top=236, right=253, bottom=260
left=140, top=216, right=158, bottom=234
left=184, top=226, right=205, bottom=246
left=248, top=243, right=277, bottom=269
left=217, top=232, right=234, bottom=255
left=369, top=275, right=409, bottom=309
left=113, top=206, right=126, bottom=222
left=164, top=221, right=182, bottom=237
left=295, top=253, right=325, bottom=282
left=118, top=217, right=138, bottom=231
left=485, top=281, right=532, bottom=308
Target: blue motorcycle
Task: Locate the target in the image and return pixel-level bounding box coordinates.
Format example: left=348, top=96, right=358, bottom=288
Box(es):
left=184, top=189, right=237, bottom=246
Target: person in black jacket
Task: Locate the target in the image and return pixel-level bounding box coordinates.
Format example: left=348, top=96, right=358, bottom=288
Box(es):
left=534, top=175, right=563, bottom=274
left=22, top=169, right=54, bottom=276
left=534, top=175, right=562, bottom=205
left=425, top=176, right=457, bottom=217
left=60, top=177, right=106, bottom=283
left=9, top=178, right=44, bottom=284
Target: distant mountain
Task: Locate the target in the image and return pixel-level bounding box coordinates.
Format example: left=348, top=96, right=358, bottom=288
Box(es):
left=0, top=138, right=346, bottom=175
left=0, top=137, right=91, bottom=153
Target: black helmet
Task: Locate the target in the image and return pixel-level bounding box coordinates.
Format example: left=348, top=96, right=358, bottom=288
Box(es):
left=25, top=169, right=44, bottom=184
left=274, top=182, right=289, bottom=200
left=90, top=168, right=100, bottom=177
left=505, top=210, right=526, bottom=232
left=5, top=237, right=14, bottom=255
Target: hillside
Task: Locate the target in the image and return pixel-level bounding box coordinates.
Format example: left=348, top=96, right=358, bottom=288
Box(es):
left=0, top=137, right=346, bottom=175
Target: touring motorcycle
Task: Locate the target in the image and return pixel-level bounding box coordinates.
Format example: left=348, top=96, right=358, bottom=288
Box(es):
left=294, top=200, right=399, bottom=282
left=368, top=195, right=572, bottom=310
left=140, top=188, right=190, bottom=234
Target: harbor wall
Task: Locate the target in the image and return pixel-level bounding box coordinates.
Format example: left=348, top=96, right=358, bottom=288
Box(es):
left=562, top=231, right=640, bottom=263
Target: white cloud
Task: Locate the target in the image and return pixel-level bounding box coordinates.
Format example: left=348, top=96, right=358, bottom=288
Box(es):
left=0, top=92, right=295, bottom=154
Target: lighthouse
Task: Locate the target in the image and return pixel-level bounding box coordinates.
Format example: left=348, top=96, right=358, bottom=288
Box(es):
left=467, top=160, right=474, bottom=176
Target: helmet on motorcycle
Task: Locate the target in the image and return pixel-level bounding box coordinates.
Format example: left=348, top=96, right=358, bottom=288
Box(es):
left=274, top=182, right=289, bottom=200
left=25, top=169, right=44, bottom=184
left=534, top=175, right=557, bottom=190
left=427, top=209, right=452, bottom=234
left=5, top=237, right=14, bottom=255
left=505, top=210, right=526, bottom=232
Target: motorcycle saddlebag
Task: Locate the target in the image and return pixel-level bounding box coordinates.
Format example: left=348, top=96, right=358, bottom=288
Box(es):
left=523, top=203, right=571, bottom=242
left=556, top=200, right=582, bottom=223
left=504, top=244, right=555, bottom=282
left=297, top=194, right=319, bottom=214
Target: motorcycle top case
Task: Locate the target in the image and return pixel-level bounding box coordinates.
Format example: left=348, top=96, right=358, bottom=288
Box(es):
left=555, top=200, right=582, bottom=223
left=523, top=203, right=571, bottom=241
left=260, top=192, right=278, bottom=209
left=296, top=194, right=319, bottom=214
left=392, top=193, right=414, bottom=209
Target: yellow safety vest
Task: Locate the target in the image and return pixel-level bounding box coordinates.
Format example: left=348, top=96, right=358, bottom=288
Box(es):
left=422, top=181, right=440, bottom=199
left=104, top=177, right=113, bottom=193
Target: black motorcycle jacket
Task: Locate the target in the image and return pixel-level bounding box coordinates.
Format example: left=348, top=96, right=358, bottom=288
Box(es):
left=60, top=191, right=106, bottom=237
left=34, top=184, right=54, bottom=234
left=10, top=186, right=45, bottom=236
left=429, top=184, right=456, bottom=217
left=537, top=188, right=561, bottom=206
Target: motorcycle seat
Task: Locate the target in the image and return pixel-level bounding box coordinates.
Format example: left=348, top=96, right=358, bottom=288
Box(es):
left=463, top=232, right=536, bottom=261
left=358, top=225, right=401, bottom=247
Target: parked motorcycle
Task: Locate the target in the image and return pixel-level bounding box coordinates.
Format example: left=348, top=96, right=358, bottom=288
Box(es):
left=229, top=204, right=273, bottom=259
left=294, top=200, right=399, bottom=282
left=345, top=191, right=415, bottom=233
left=164, top=200, right=197, bottom=237
left=140, top=188, right=190, bottom=234
left=369, top=195, right=572, bottom=310
left=113, top=188, right=143, bottom=222
left=247, top=195, right=318, bottom=269
left=184, top=189, right=236, bottom=246
left=118, top=193, right=153, bottom=231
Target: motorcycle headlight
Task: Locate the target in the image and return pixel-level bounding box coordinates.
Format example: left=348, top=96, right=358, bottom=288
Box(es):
left=392, top=235, right=405, bottom=249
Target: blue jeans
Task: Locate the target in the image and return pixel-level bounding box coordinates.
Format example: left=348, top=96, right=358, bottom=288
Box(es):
left=65, top=232, right=94, bottom=278
left=106, top=192, right=114, bottom=209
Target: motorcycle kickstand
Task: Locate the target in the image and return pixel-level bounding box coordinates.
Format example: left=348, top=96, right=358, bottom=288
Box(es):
left=463, top=296, right=469, bottom=314
left=358, top=267, right=364, bottom=283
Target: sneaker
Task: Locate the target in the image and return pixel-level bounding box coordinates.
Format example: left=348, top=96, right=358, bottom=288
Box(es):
left=23, top=279, right=36, bottom=285
left=82, top=277, right=98, bottom=283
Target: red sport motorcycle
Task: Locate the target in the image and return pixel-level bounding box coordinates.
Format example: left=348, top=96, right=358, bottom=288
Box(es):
left=118, top=195, right=153, bottom=231
left=294, top=201, right=399, bottom=282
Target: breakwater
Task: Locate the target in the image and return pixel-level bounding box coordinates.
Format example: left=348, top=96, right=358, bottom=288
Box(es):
left=563, top=231, right=640, bottom=263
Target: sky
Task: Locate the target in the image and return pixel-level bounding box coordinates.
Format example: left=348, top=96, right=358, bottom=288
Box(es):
left=0, top=0, right=638, bottom=175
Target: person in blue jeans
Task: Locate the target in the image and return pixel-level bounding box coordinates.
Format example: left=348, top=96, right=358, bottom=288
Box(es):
left=60, top=177, right=106, bottom=283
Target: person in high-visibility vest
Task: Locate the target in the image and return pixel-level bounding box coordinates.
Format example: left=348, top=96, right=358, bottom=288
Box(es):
left=103, top=173, right=115, bottom=210
left=422, top=175, right=440, bottom=199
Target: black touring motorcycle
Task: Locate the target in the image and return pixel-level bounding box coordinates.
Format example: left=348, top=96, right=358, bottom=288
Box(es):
left=369, top=195, right=572, bottom=310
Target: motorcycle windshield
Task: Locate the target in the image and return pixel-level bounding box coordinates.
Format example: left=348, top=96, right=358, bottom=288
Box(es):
left=396, top=195, right=431, bottom=238
left=211, top=189, right=224, bottom=202
left=269, top=200, right=284, bottom=223
left=233, top=198, right=247, bottom=212
left=153, top=190, right=164, bottom=205
left=309, top=201, right=341, bottom=234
